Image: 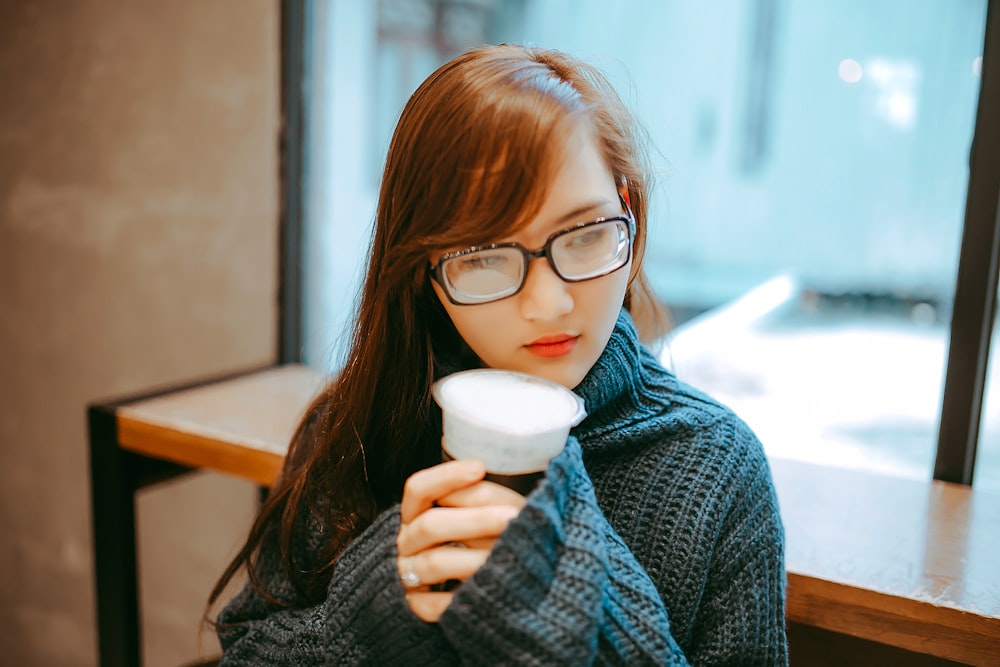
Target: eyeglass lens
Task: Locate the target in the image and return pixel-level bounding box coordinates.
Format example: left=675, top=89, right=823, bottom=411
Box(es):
left=442, top=219, right=630, bottom=304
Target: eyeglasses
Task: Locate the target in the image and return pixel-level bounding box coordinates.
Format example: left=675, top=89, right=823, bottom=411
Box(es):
left=430, top=200, right=635, bottom=305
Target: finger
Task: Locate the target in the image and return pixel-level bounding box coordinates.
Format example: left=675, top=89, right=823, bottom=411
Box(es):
left=398, top=505, right=519, bottom=555
left=399, top=546, right=490, bottom=587
left=406, top=591, right=454, bottom=623
left=400, top=459, right=486, bottom=524
left=437, top=479, right=527, bottom=510
left=461, top=537, right=496, bottom=551
left=431, top=537, right=496, bottom=551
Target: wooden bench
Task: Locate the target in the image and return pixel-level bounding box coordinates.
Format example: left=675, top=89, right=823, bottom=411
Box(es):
left=88, top=364, right=1000, bottom=666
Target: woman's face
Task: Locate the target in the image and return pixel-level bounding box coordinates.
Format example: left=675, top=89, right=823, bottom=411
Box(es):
left=431, top=124, right=631, bottom=389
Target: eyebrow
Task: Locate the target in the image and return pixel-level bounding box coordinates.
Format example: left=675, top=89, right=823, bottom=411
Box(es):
left=443, top=196, right=621, bottom=256
left=549, top=197, right=619, bottom=228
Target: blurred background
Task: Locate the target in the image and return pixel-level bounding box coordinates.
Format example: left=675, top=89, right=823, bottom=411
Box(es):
left=1, top=2, right=277, bottom=665
left=301, top=0, right=997, bottom=489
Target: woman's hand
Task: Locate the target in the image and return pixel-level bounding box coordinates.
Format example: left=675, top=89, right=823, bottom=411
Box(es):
left=397, top=459, right=526, bottom=622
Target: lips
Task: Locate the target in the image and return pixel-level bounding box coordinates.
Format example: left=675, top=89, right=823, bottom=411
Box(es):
left=526, top=334, right=579, bottom=358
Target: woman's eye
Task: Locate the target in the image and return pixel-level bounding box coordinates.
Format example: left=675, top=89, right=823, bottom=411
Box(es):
left=568, top=227, right=607, bottom=248
left=456, top=253, right=506, bottom=271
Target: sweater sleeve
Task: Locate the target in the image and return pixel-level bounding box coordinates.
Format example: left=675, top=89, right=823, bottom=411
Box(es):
left=217, top=509, right=455, bottom=666
left=438, top=437, right=689, bottom=666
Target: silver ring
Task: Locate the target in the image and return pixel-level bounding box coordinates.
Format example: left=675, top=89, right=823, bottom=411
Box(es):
left=400, top=556, right=421, bottom=588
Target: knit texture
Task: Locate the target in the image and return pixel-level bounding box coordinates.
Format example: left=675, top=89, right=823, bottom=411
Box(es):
left=217, top=310, right=788, bottom=665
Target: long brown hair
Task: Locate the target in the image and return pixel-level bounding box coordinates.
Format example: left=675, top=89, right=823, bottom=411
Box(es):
left=209, top=43, right=668, bottom=613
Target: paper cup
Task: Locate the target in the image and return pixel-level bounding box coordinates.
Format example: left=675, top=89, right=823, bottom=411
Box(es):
left=432, top=369, right=586, bottom=493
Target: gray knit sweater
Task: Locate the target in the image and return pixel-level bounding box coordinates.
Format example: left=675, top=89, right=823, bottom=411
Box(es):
left=217, top=310, right=788, bottom=665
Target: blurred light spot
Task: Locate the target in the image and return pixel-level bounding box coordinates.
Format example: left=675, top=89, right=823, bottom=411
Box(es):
left=973, top=56, right=983, bottom=78
left=869, top=58, right=920, bottom=130
left=884, top=91, right=916, bottom=128
left=838, top=58, right=863, bottom=83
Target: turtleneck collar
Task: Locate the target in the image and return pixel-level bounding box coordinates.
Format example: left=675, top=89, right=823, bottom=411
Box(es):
left=570, top=308, right=676, bottom=442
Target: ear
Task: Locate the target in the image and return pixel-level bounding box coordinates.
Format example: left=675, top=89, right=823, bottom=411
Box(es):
left=619, top=177, right=631, bottom=209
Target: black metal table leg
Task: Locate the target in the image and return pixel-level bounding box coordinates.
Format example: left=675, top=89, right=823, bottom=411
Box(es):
left=88, top=404, right=141, bottom=667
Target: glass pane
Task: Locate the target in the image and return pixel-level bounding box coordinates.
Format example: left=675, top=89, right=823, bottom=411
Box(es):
left=302, top=0, right=989, bottom=480
left=302, top=0, right=522, bottom=368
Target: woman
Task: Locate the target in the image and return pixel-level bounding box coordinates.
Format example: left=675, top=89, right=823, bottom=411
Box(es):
left=210, top=44, right=787, bottom=665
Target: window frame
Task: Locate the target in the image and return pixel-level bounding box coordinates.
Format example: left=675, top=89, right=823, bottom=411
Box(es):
left=278, top=0, right=307, bottom=365
left=935, top=0, right=999, bottom=485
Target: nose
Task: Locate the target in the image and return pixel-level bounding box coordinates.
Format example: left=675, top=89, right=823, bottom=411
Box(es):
left=518, top=258, right=574, bottom=320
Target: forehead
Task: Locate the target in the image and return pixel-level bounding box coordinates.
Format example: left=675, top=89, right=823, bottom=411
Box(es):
left=507, top=124, right=619, bottom=240
left=429, top=118, right=616, bottom=253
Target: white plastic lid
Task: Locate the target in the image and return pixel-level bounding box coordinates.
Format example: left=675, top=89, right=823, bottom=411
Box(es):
left=433, top=369, right=586, bottom=434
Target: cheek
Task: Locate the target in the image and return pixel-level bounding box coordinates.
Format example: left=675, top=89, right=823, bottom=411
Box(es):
left=450, top=312, right=514, bottom=369
left=448, top=309, right=490, bottom=343
left=436, top=291, right=509, bottom=355
left=597, top=262, right=631, bottom=312
left=581, top=266, right=630, bottom=340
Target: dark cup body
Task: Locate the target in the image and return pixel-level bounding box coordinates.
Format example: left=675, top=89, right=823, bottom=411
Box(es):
left=442, top=449, right=545, bottom=495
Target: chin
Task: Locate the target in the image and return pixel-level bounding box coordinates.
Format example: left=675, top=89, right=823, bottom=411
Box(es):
left=495, top=350, right=595, bottom=389
left=535, top=364, right=589, bottom=391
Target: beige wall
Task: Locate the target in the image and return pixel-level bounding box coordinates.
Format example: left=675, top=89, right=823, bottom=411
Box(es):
left=0, top=2, right=280, bottom=665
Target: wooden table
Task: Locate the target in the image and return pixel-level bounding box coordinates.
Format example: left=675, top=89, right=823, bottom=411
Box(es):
left=774, top=458, right=1000, bottom=665
left=87, top=365, right=325, bottom=667
left=88, top=364, right=1000, bottom=666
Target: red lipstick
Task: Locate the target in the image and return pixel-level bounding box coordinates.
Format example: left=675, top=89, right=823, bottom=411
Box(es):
left=526, top=334, right=579, bottom=358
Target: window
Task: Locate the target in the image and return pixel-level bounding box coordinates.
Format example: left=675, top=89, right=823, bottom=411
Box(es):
left=294, top=0, right=997, bottom=486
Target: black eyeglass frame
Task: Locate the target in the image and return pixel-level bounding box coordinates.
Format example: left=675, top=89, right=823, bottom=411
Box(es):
left=429, top=196, right=637, bottom=306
